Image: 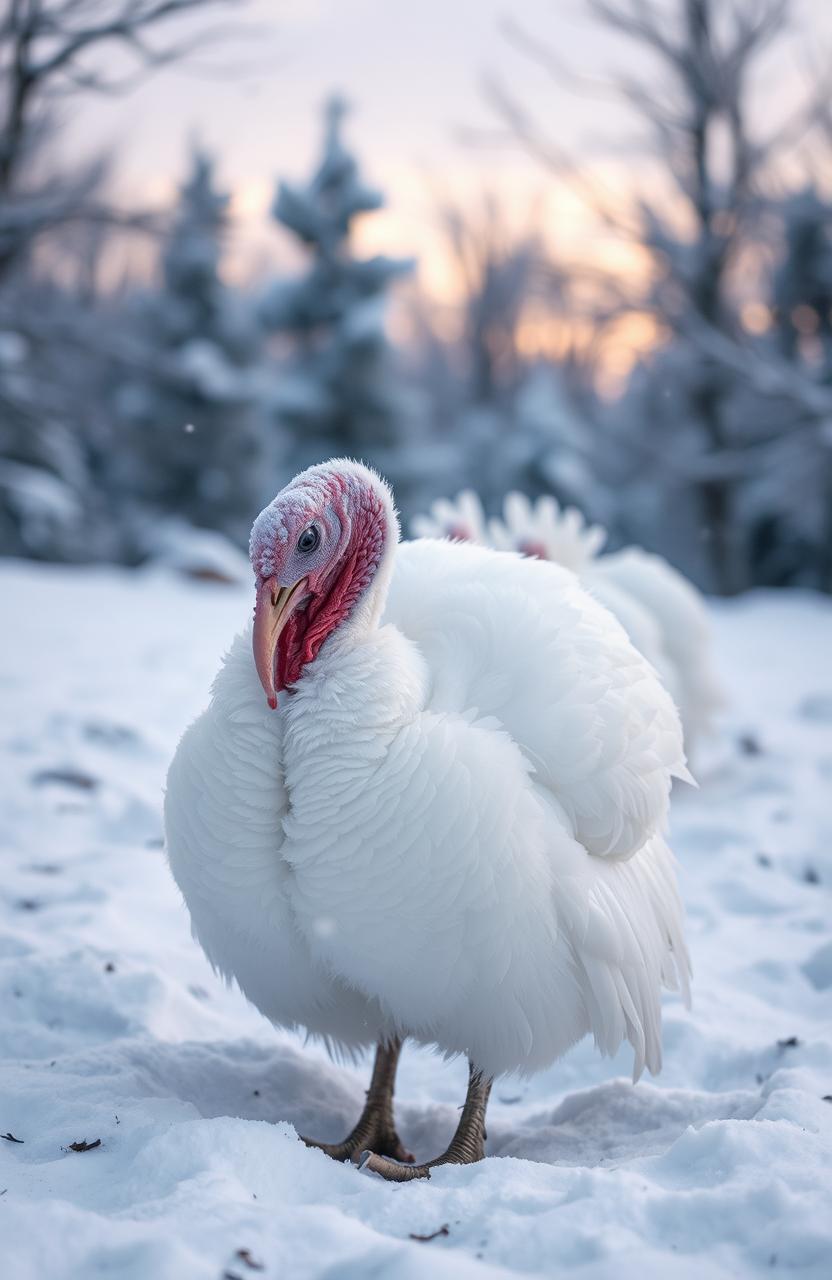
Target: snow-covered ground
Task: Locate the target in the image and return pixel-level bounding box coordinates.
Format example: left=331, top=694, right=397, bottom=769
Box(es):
left=2, top=561, right=831, bottom=1280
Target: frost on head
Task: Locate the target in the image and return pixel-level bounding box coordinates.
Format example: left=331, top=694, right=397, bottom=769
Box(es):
left=249, top=490, right=307, bottom=581
left=249, top=459, right=398, bottom=584
left=249, top=503, right=289, bottom=578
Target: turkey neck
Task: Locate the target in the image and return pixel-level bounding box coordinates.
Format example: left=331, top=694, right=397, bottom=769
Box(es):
left=280, top=543, right=427, bottom=774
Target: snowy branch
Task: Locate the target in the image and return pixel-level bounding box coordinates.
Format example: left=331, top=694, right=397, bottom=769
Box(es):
left=0, top=0, right=244, bottom=277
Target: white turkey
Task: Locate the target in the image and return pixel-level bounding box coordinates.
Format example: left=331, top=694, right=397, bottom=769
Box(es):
left=165, top=459, right=691, bottom=1182
left=413, top=490, right=723, bottom=758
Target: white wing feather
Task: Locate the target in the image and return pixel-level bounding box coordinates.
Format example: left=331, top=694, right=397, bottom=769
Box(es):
left=412, top=490, right=722, bottom=752
left=387, top=538, right=691, bottom=859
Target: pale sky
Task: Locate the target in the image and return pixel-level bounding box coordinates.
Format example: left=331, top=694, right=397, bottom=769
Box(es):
left=66, top=0, right=832, bottom=325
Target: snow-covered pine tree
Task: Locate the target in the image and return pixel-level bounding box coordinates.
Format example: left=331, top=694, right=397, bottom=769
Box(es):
left=0, top=0, right=244, bottom=562
left=259, top=96, right=415, bottom=477
left=112, top=148, right=267, bottom=549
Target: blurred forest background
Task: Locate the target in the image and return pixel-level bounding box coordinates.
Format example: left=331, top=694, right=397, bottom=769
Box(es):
left=2, top=0, right=831, bottom=594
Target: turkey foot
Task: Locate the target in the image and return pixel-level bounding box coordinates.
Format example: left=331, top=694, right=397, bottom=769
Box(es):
left=301, top=1036, right=414, bottom=1164
left=359, top=1061, right=492, bottom=1182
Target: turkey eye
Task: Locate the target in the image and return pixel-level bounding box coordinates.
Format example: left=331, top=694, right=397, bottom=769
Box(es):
left=297, top=525, right=320, bottom=554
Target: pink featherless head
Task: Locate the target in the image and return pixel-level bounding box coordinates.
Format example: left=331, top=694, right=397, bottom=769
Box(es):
left=249, top=460, right=398, bottom=706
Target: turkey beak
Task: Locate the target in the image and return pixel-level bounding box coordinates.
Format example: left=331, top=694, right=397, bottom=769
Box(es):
left=253, top=576, right=307, bottom=709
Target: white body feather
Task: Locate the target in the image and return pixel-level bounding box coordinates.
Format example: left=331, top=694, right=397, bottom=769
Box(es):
left=166, top=523, right=690, bottom=1082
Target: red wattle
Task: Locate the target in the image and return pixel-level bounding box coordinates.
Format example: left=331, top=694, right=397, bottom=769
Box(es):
left=276, top=485, right=387, bottom=690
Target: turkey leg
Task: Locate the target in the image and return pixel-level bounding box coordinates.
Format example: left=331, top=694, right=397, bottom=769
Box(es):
left=301, top=1036, right=414, bottom=1164
left=358, top=1060, right=492, bottom=1182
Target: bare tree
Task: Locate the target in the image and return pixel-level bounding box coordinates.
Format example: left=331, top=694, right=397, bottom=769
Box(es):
left=414, top=192, right=607, bottom=512
left=438, top=195, right=544, bottom=407
left=490, top=0, right=830, bottom=592
left=0, top=0, right=242, bottom=282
